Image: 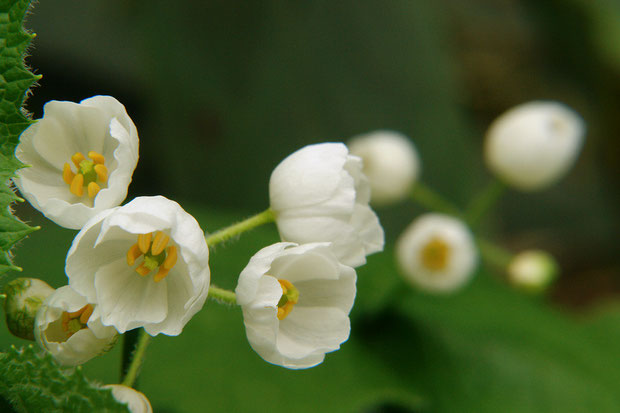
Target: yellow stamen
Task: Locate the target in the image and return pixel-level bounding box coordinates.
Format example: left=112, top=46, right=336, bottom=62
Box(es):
left=71, top=152, right=86, bottom=168
left=94, top=164, right=108, bottom=183
left=135, top=263, right=151, bottom=276
left=276, top=279, right=299, bottom=320
left=61, top=312, right=70, bottom=331
left=151, top=232, right=170, bottom=255
left=420, top=237, right=451, bottom=271
left=79, top=304, right=94, bottom=324
left=127, top=243, right=142, bottom=266
left=277, top=302, right=295, bottom=320
left=70, top=174, right=84, bottom=197
left=87, top=182, right=100, bottom=198
left=163, top=246, right=177, bottom=269
left=88, top=151, right=105, bottom=165
left=62, top=163, right=75, bottom=185
left=137, top=233, right=152, bottom=254
left=154, top=267, right=170, bottom=283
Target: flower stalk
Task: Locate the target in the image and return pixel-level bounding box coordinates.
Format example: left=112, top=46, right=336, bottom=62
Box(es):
left=465, top=179, right=506, bottom=228
left=121, top=329, right=151, bottom=388
left=208, top=285, right=236, bottom=305
left=410, top=182, right=462, bottom=217
left=205, top=208, right=275, bottom=247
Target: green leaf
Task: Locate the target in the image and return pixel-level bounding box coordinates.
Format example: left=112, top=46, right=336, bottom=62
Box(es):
left=0, top=345, right=130, bottom=413
left=0, top=0, right=41, bottom=281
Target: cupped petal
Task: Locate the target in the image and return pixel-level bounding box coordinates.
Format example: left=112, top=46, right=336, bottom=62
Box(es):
left=270, top=143, right=352, bottom=211
left=278, top=307, right=350, bottom=358
left=94, top=259, right=168, bottom=333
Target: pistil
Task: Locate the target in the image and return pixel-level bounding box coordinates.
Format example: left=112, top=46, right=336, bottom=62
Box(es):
left=420, top=237, right=451, bottom=271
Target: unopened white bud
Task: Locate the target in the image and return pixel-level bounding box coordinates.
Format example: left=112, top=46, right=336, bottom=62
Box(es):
left=104, top=385, right=153, bottom=413
left=507, top=250, right=558, bottom=293
left=348, top=130, right=420, bottom=205
left=484, top=101, right=585, bottom=191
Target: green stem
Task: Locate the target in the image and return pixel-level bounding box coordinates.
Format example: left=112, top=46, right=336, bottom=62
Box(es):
left=477, top=237, right=513, bottom=271
left=121, top=329, right=151, bottom=388
left=205, top=208, right=275, bottom=247
left=410, top=182, right=462, bottom=217
left=465, top=179, right=505, bottom=228
left=208, top=285, right=237, bottom=305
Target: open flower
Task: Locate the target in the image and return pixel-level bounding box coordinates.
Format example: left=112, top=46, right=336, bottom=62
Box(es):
left=484, top=101, right=585, bottom=191
left=65, top=196, right=210, bottom=336
left=235, top=242, right=356, bottom=369
left=104, top=385, right=153, bottom=413
left=396, top=213, right=477, bottom=293
left=34, top=285, right=117, bottom=366
left=269, top=143, right=384, bottom=268
left=14, top=96, right=139, bottom=229
left=348, top=130, right=420, bottom=205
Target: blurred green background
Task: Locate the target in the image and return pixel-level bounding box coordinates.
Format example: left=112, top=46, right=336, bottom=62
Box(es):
left=2, top=0, right=620, bottom=412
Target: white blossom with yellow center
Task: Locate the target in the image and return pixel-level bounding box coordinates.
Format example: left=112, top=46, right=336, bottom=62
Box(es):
left=484, top=101, right=585, bottom=191
left=14, top=96, right=139, bottom=229
left=235, top=242, right=356, bottom=369
left=65, top=196, right=210, bottom=336
left=34, top=286, right=117, bottom=366
left=270, top=143, right=384, bottom=268
left=396, top=213, right=477, bottom=293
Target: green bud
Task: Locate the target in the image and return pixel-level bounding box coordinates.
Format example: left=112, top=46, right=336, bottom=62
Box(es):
left=3, top=278, right=55, bottom=340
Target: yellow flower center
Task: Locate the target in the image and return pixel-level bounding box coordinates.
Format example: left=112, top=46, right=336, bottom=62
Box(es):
left=61, top=304, right=94, bottom=338
left=276, top=279, right=299, bottom=320
left=63, top=151, right=109, bottom=198
left=420, top=237, right=451, bottom=271
left=126, top=231, right=178, bottom=283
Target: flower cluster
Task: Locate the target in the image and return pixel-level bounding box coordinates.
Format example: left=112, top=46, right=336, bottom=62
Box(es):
left=12, top=97, right=386, bottom=375
left=12, top=97, right=211, bottom=370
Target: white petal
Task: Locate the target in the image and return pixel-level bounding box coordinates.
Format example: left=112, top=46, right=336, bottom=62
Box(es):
left=278, top=307, right=350, bottom=357
left=94, top=259, right=168, bottom=333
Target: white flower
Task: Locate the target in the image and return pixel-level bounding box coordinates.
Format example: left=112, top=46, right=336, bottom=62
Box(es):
left=104, top=385, right=153, bottom=413
left=484, top=101, right=585, bottom=191
left=507, top=250, right=558, bottom=293
left=65, top=196, right=210, bottom=336
left=14, top=96, right=139, bottom=229
left=34, top=285, right=118, bottom=366
left=269, top=143, right=384, bottom=268
left=235, top=242, right=356, bottom=369
left=396, top=213, right=477, bottom=293
left=3, top=277, right=55, bottom=341
left=348, top=130, right=420, bottom=205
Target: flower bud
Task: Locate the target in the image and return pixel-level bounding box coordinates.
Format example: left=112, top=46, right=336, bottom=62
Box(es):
left=3, top=278, right=55, bottom=340
left=484, top=101, right=585, bottom=191
left=507, top=250, right=558, bottom=293
left=348, top=130, right=420, bottom=205
left=104, top=385, right=153, bottom=413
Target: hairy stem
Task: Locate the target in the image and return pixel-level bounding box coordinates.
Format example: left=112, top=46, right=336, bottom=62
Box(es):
left=205, top=208, right=275, bottom=247
left=121, top=329, right=151, bottom=388
left=208, top=285, right=237, bottom=305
